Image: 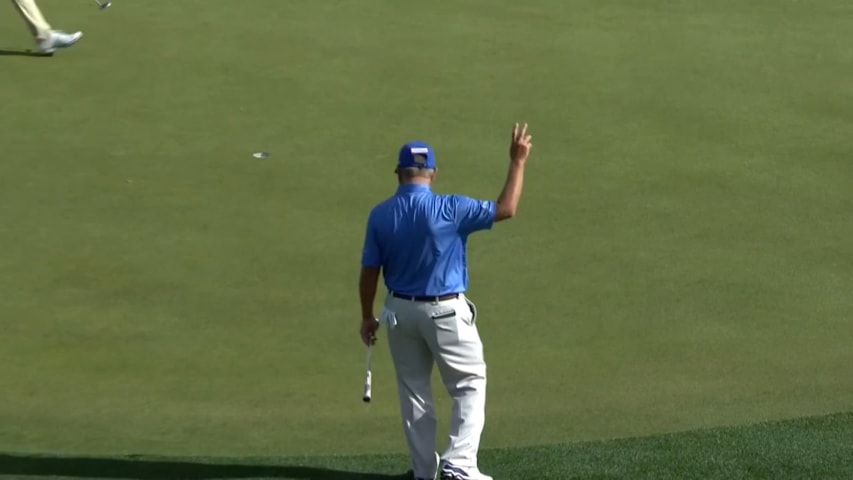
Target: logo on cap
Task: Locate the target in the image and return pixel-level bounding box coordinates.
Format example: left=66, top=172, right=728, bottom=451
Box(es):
left=398, top=142, right=435, bottom=170
left=412, top=147, right=430, bottom=166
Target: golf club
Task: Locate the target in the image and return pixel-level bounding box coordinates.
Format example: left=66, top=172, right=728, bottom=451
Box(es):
left=362, top=345, right=372, bottom=403
left=94, top=0, right=111, bottom=10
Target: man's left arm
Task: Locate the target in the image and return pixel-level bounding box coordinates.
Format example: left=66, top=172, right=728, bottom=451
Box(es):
left=454, top=195, right=498, bottom=235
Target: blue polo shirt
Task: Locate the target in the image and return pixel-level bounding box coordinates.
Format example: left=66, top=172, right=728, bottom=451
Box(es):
left=361, top=184, right=497, bottom=296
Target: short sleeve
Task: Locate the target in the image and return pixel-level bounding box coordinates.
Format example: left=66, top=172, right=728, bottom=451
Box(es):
left=361, top=211, right=382, bottom=268
left=454, top=195, right=497, bottom=235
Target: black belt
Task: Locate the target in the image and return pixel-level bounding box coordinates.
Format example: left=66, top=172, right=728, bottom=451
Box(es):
left=392, top=292, right=460, bottom=302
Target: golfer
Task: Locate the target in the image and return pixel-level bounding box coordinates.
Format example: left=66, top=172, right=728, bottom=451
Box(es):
left=10, top=0, right=82, bottom=54
left=359, top=124, right=533, bottom=480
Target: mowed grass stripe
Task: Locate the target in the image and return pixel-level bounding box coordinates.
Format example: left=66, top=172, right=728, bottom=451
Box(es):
left=0, top=412, right=850, bottom=480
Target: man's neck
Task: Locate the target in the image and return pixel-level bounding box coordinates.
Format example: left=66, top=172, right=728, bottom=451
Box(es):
left=400, top=179, right=431, bottom=186
left=397, top=182, right=431, bottom=191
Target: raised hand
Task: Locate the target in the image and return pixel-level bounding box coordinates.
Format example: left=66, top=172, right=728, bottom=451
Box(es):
left=509, top=123, right=533, bottom=163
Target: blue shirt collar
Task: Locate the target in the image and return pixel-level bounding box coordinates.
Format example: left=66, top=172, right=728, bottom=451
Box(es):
left=396, top=184, right=432, bottom=194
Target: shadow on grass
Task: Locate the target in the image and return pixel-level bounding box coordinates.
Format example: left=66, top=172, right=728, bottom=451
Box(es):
left=0, top=453, right=410, bottom=479
left=0, top=48, right=50, bottom=57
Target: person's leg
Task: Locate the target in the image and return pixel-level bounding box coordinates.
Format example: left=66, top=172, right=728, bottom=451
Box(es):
left=383, top=298, right=440, bottom=480
left=10, top=0, right=51, bottom=39
left=10, top=0, right=82, bottom=54
left=422, top=296, right=490, bottom=480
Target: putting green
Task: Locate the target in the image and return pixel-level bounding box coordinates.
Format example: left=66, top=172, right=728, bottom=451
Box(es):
left=0, top=0, right=850, bottom=459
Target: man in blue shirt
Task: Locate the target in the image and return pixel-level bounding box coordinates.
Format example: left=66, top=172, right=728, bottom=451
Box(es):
left=359, top=124, right=533, bottom=480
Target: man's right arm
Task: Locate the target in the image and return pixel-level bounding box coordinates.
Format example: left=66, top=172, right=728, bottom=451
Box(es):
left=359, top=210, right=382, bottom=346
left=495, top=123, right=533, bottom=222
left=495, top=160, right=526, bottom=221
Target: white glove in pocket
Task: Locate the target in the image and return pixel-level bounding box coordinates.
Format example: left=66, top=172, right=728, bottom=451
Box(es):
left=379, top=308, right=398, bottom=328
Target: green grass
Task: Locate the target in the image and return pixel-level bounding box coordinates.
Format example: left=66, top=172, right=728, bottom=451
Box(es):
left=1, top=412, right=851, bottom=479
left=1, top=0, right=852, bottom=477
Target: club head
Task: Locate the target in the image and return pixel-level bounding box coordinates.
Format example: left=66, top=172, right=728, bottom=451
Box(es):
left=95, top=0, right=111, bottom=9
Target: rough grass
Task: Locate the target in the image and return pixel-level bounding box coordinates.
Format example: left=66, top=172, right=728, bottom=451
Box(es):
left=1, top=412, right=850, bottom=479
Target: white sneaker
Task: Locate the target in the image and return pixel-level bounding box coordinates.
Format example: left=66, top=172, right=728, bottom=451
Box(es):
left=37, top=30, right=83, bottom=55
left=440, top=463, right=493, bottom=480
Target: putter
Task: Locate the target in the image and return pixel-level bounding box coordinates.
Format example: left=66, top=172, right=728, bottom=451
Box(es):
left=94, top=0, right=111, bottom=9
left=362, top=345, right=372, bottom=403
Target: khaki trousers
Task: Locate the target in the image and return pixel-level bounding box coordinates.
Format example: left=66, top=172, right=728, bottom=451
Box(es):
left=10, top=0, right=52, bottom=39
left=380, top=293, right=487, bottom=479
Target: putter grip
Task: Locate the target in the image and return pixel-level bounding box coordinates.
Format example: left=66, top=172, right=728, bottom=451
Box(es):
left=362, top=370, right=372, bottom=402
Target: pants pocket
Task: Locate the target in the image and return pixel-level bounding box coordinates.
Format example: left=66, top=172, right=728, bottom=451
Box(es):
left=434, top=315, right=459, bottom=345
left=464, top=298, right=478, bottom=325
left=430, top=307, right=456, bottom=321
